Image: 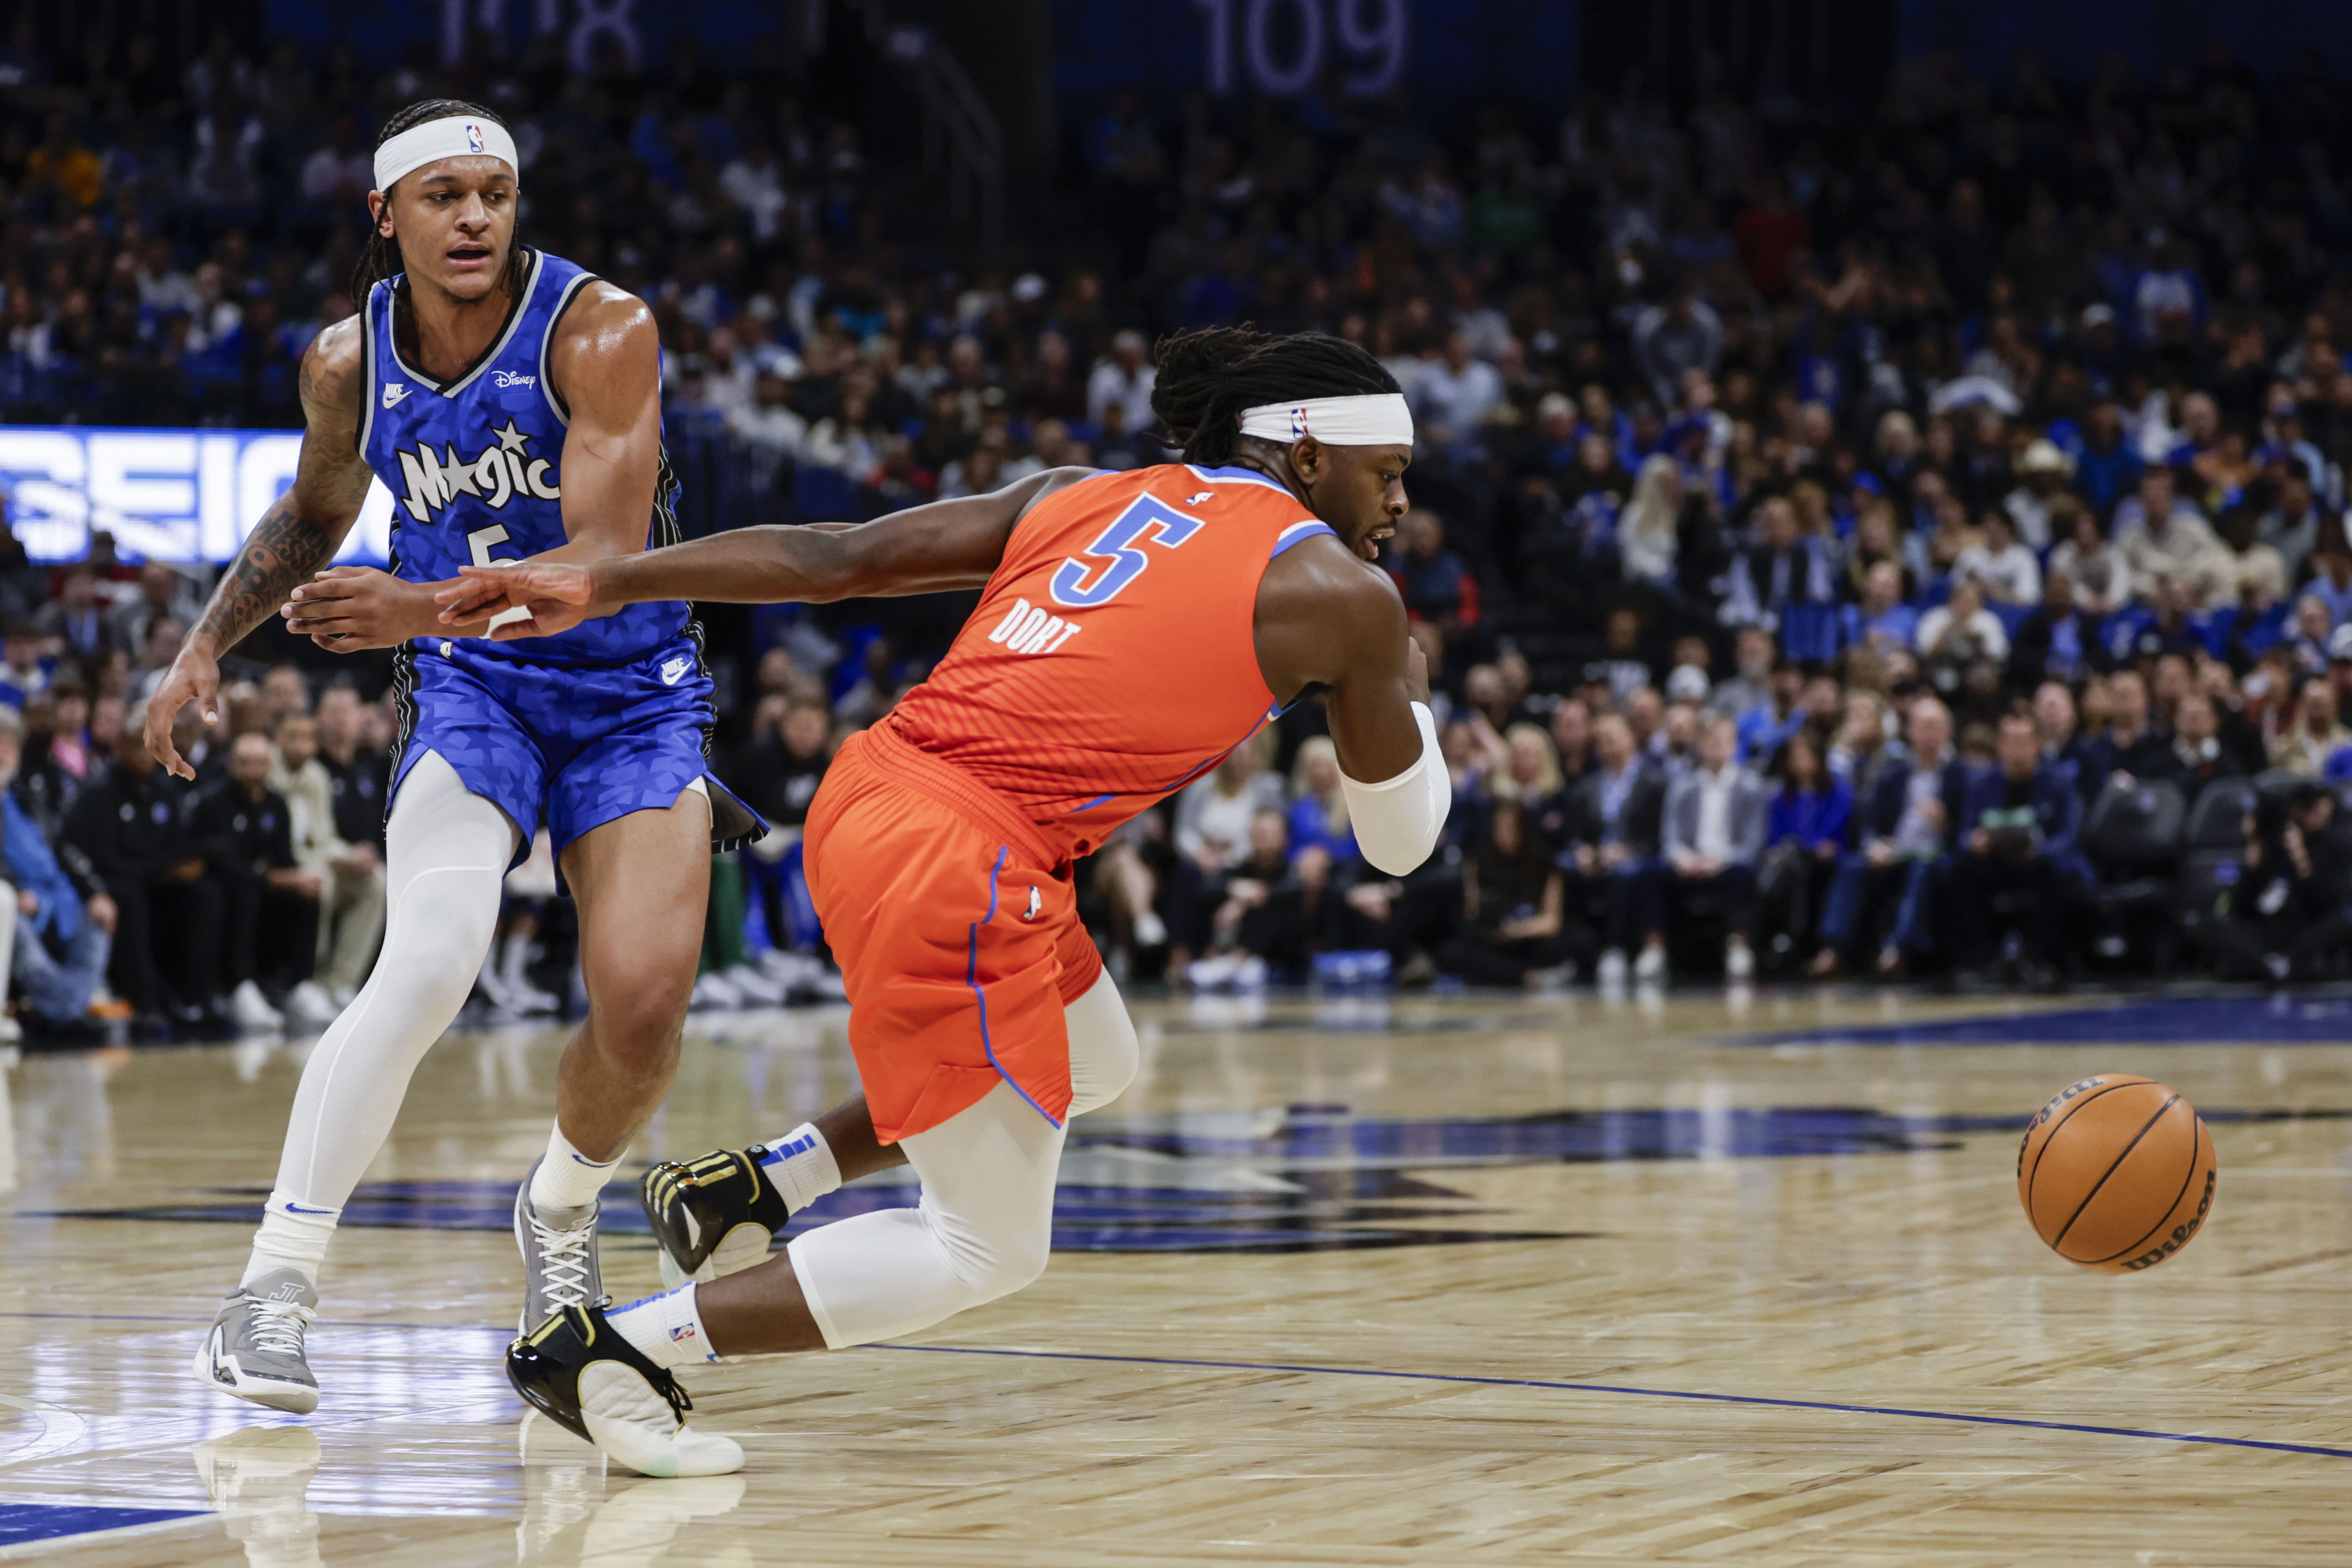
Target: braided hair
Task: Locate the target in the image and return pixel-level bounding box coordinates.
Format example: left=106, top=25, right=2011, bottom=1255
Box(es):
left=1150, top=326, right=1400, bottom=467
left=351, top=98, right=520, bottom=304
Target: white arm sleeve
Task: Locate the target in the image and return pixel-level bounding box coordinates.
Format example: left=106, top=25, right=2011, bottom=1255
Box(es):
left=1339, top=702, right=1450, bottom=876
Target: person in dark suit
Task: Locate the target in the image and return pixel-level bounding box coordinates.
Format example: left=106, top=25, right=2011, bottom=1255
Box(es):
left=2080, top=669, right=2174, bottom=803
left=1949, top=712, right=2084, bottom=979
left=1810, top=696, right=1972, bottom=975
left=1562, top=711, right=1669, bottom=983
left=1662, top=714, right=1772, bottom=979
left=2156, top=692, right=2242, bottom=805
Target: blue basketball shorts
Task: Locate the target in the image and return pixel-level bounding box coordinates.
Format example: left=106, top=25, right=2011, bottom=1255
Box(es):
left=389, top=633, right=719, bottom=867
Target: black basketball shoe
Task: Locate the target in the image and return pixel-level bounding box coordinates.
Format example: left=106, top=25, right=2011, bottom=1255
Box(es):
left=507, top=1303, right=742, bottom=1478
left=639, top=1146, right=797, bottom=1289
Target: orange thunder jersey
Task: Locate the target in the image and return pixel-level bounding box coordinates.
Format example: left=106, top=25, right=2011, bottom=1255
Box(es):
left=884, top=463, right=1337, bottom=861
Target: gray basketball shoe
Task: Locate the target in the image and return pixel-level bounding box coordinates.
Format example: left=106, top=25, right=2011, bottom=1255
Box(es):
left=515, top=1157, right=603, bottom=1333
left=191, top=1268, right=321, bottom=1414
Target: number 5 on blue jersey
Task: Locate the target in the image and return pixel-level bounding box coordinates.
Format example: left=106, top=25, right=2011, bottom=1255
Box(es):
left=1048, top=495, right=1205, bottom=609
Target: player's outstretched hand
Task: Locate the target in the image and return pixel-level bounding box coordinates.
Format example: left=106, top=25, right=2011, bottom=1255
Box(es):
left=145, top=643, right=219, bottom=780
left=437, top=562, right=597, bottom=641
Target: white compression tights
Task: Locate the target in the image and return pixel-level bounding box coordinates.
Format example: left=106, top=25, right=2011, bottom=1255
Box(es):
left=785, top=971, right=1140, bottom=1348
left=265, top=751, right=515, bottom=1220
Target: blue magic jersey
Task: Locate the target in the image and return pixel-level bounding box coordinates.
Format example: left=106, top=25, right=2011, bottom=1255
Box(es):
left=358, top=248, right=688, bottom=667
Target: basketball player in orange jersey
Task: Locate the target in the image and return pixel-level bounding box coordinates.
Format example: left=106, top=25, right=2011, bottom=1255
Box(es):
left=438, top=327, right=1449, bottom=1476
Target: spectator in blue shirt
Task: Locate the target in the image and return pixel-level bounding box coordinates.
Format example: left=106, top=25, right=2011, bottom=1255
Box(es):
left=1841, top=561, right=1920, bottom=656
left=2070, top=401, right=2141, bottom=521
left=1756, top=729, right=1851, bottom=968
left=0, top=705, right=112, bottom=1039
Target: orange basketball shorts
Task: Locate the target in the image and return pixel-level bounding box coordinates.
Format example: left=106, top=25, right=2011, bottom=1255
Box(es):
left=802, top=724, right=1102, bottom=1145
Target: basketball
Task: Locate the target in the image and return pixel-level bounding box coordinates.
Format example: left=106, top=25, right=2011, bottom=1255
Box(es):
left=2018, top=1075, right=2218, bottom=1273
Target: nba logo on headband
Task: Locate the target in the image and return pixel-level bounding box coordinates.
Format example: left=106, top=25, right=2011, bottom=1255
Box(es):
left=1290, top=407, right=1308, bottom=440
left=465, top=124, right=485, bottom=154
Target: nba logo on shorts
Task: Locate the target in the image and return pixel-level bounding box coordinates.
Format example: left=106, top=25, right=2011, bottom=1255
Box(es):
left=465, top=123, right=485, bottom=154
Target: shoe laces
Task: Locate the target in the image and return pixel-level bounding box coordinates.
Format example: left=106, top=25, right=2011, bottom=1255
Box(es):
left=530, top=1214, right=597, bottom=1310
left=243, top=1295, right=315, bottom=1358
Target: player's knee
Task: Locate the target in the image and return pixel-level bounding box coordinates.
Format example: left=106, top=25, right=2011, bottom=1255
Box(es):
left=587, top=967, right=691, bottom=1050
left=1065, top=975, right=1140, bottom=1117
left=926, top=1206, right=1050, bottom=1305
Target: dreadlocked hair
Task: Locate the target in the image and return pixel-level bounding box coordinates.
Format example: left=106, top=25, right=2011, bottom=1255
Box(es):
left=351, top=98, right=520, bottom=304
left=1150, top=325, right=1400, bottom=467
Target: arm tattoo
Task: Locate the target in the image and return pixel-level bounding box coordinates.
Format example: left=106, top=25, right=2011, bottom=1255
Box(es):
left=190, top=494, right=341, bottom=651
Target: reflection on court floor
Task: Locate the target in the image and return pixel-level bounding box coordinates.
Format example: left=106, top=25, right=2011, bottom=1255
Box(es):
left=5, top=988, right=2352, bottom=1564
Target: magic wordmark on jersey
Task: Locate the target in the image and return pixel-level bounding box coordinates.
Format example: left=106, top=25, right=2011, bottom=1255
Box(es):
left=390, top=416, right=560, bottom=523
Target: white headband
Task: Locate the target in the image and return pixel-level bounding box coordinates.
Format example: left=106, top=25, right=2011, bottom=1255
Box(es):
left=373, top=115, right=519, bottom=192
left=1236, top=393, right=1414, bottom=447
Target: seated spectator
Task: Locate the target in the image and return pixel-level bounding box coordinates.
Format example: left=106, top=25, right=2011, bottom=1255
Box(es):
left=271, top=712, right=384, bottom=1008
left=1756, top=729, right=1851, bottom=969
left=0, top=707, right=115, bottom=1040
left=107, top=561, right=207, bottom=656
left=1734, top=657, right=1807, bottom=760
left=2214, top=507, right=2287, bottom=610
left=193, top=731, right=325, bottom=1031
left=1720, top=495, right=1832, bottom=633
left=1842, top=561, right=1921, bottom=656
left=1437, top=797, right=1586, bottom=988
left=1950, top=712, right=2081, bottom=982
left=1167, top=735, right=1285, bottom=963
left=0, top=622, right=48, bottom=708
left=1287, top=736, right=1359, bottom=864
left=1826, top=689, right=1900, bottom=787
left=2008, top=571, right=2103, bottom=688
left=2111, top=467, right=2225, bottom=607
left=2304, top=542, right=2352, bottom=627
left=2085, top=669, right=2174, bottom=795
left=2004, top=438, right=2073, bottom=549
left=1389, top=511, right=1477, bottom=637
left=1615, top=454, right=1683, bottom=589
left=2033, top=681, right=2099, bottom=796
left=1562, top=712, right=1668, bottom=984
left=1663, top=715, right=1768, bottom=979
left=1186, top=810, right=1315, bottom=988
left=2257, top=468, right=2326, bottom=585
left=1954, top=509, right=2040, bottom=605
left=314, top=685, right=389, bottom=857
left=2286, top=593, right=2335, bottom=675
left=1708, top=627, right=1777, bottom=721
left=2046, top=501, right=2133, bottom=619
left=2200, top=783, right=2352, bottom=981
left=1916, top=577, right=2010, bottom=683
left=66, top=707, right=224, bottom=1033
left=35, top=566, right=112, bottom=668
left=2161, top=692, right=2240, bottom=802
left=2272, top=677, right=2350, bottom=776
left=1812, top=696, right=1966, bottom=976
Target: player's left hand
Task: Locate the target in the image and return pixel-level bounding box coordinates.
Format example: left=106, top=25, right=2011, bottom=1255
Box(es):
left=283, top=566, right=440, bottom=651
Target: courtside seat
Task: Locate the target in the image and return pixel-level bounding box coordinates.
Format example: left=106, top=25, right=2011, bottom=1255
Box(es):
left=2183, top=779, right=2255, bottom=851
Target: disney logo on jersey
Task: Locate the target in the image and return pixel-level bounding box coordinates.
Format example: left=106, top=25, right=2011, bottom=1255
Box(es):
left=985, top=595, right=1083, bottom=656
left=494, top=371, right=537, bottom=389
left=391, top=416, right=560, bottom=523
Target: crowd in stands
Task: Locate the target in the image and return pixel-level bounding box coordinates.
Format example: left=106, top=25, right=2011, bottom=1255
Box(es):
left=11, top=21, right=2352, bottom=1020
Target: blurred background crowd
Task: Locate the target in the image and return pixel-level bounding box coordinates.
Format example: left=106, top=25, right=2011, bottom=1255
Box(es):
left=6, top=6, right=2352, bottom=1037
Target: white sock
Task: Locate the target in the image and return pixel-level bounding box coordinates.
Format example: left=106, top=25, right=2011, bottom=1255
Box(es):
left=607, top=1284, right=719, bottom=1369
left=530, top=1123, right=624, bottom=1213
left=243, top=1191, right=341, bottom=1287
left=754, top=1122, right=841, bottom=1212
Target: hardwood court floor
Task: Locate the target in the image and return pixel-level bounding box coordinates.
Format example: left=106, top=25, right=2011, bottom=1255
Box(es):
left=3, top=985, right=2352, bottom=1565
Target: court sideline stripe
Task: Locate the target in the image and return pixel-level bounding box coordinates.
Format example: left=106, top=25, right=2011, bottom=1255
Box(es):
left=1, top=1311, right=2343, bottom=1460
left=877, top=1344, right=2352, bottom=1460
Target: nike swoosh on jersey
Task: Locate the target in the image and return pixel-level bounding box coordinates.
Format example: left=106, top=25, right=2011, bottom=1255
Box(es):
left=381, top=383, right=408, bottom=407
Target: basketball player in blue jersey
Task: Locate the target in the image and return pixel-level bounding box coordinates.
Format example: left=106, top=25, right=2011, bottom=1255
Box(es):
left=143, top=100, right=763, bottom=1446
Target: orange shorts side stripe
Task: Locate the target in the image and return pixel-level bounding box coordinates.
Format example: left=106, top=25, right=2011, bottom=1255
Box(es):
left=804, top=730, right=1099, bottom=1144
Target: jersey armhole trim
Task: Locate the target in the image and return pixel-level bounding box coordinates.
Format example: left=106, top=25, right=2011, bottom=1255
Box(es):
left=355, top=282, right=379, bottom=457
left=1270, top=520, right=1337, bottom=559
left=538, top=268, right=599, bottom=426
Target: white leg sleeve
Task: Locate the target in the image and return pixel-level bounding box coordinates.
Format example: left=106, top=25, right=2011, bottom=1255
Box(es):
left=268, top=750, right=516, bottom=1207
left=786, top=1079, right=1062, bottom=1348
left=1064, top=970, right=1139, bottom=1117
